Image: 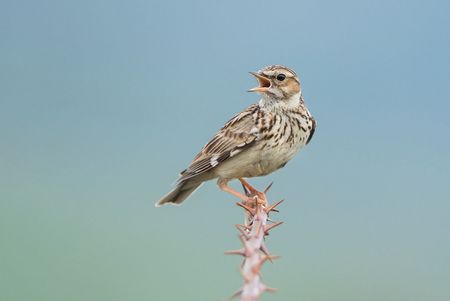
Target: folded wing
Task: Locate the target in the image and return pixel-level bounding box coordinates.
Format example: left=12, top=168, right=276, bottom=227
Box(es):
left=179, top=104, right=260, bottom=182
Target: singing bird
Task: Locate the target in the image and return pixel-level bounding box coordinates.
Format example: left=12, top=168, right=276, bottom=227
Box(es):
left=156, top=65, right=315, bottom=207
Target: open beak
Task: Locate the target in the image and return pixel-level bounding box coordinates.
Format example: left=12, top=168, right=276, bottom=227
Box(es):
left=248, top=72, right=271, bottom=93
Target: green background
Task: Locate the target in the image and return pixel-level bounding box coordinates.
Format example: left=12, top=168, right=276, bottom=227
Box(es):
left=1, top=0, right=449, bottom=300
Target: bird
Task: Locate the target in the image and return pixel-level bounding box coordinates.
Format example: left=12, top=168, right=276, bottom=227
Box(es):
left=156, top=65, right=315, bottom=207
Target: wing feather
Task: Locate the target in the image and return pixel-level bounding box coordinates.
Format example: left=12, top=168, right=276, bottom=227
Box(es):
left=179, top=104, right=259, bottom=181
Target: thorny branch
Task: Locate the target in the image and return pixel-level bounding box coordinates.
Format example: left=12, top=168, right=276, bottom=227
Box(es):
left=226, top=182, right=284, bottom=301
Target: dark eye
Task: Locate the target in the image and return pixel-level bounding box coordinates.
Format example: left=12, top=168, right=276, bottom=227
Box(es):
left=276, top=73, right=286, bottom=81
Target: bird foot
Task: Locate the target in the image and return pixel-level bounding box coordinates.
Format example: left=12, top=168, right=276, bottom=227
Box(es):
left=239, top=178, right=268, bottom=206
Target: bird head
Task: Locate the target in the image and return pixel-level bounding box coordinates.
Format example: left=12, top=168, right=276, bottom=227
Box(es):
left=248, top=65, right=301, bottom=101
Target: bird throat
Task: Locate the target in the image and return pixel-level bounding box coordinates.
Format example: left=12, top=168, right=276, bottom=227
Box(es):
left=259, top=91, right=302, bottom=111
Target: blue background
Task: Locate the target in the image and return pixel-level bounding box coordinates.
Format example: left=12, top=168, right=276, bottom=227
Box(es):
left=1, top=0, right=449, bottom=300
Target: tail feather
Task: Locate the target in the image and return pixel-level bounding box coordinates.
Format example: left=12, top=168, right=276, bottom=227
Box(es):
left=155, top=181, right=203, bottom=207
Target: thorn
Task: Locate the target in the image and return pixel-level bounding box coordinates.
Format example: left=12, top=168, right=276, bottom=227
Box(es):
left=267, top=217, right=276, bottom=223
left=239, top=258, right=245, bottom=269
left=262, top=254, right=281, bottom=264
left=236, top=202, right=255, bottom=215
left=265, top=199, right=284, bottom=213
left=260, top=251, right=272, bottom=262
left=262, top=285, right=278, bottom=293
left=260, top=241, right=270, bottom=257
left=252, top=257, right=268, bottom=273
left=264, top=221, right=283, bottom=234
left=237, top=223, right=252, bottom=230
left=254, top=254, right=280, bottom=270
left=229, top=288, right=242, bottom=300
left=224, top=248, right=246, bottom=256
left=235, top=224, right=250, bottom=238
left=238, top=234, right=247, bottom=245
left=238, top=234, right=251, bottom=252
left=264, top=181, right=274, bottom=193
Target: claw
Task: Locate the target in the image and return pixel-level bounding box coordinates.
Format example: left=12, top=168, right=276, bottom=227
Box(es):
left=239, top=178, right=259, bottom=195
left=241, top=182, right=251, bottom=196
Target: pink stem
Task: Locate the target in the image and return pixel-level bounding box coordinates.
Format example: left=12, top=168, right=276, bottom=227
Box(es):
left=240, top=204, right=268, bottom=301
left=227, top=190, right=283, bottom=301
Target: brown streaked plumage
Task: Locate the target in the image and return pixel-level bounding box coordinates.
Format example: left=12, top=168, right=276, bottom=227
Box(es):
left=156, top=65, right=316, bottom=207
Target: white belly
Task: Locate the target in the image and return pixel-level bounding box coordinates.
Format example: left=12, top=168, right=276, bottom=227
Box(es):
left=214, top=132, right=307, bottom=180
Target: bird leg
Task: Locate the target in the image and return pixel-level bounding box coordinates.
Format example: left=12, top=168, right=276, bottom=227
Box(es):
left=218, top=178, right=268, bottom=213
left=239, top=178, right=266, bottom=204
left=218, top=179, right=252, bottom=203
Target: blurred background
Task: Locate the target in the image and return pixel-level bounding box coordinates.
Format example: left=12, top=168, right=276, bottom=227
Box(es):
left=1, top=0, right=449, bottom=300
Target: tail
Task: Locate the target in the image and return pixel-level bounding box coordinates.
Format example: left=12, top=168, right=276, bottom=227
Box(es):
left=155, top=180, right=203, bottom=207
